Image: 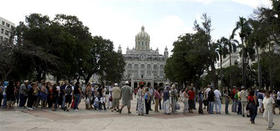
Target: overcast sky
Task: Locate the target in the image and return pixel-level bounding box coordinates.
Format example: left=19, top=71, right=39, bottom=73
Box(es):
left=0, top=0, right=271, bottom=54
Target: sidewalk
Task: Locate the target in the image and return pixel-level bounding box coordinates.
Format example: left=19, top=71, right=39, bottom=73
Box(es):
left=0, top=100, right=279, bottom=131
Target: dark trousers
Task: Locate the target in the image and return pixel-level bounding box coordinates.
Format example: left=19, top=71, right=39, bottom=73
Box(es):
left=250, top=110, right=257, bottom=122
left=47, top=96, right=52, bottom=108
left=198, top=100, right=203, bottom=114
left=225, top=99, right=229, bottom=114
left=19, top=94, right=27, bottom=107
left=0, top=94, right=3, bottom=106
left=249, top=103, right=257, bottom=122
left=27, top=95, right=34, bottom=108
left=100, top=102, right=106, bottom=110
left=145, top=99, right=150, bottom=114
left=159, top=98, right=162, bottom=110
left=15, top=93, right=19, bottom=105
left=237, top=101, right=242, bottom=115
left=149, top=98, right=152, bottom=111
left=74, top=94, right=80, bottom=110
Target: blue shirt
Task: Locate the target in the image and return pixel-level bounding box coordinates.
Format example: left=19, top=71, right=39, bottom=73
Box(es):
left=144, top=93, right=149, bottom=100
left=163, top=89, right=169, bottom=101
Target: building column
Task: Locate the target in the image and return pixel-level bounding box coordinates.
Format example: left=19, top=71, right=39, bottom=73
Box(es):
left=131, top=79, right=134, bottom=88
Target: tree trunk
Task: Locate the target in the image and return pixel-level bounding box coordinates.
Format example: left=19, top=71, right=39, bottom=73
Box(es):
left=85, top=73, right=93, bottom=84
left=210, top=63, right=218, bottom=88
left=256, top=46, right=262, bottom=89
left=241, top=39, right=246, bottom=88
left=268, top=44, right=273, bottom=89
left=229, top=52, right=233, bottom=89
left=220, top=55, right=223, bottom=89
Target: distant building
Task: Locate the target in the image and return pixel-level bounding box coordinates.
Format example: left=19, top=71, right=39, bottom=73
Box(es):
left=120, top=26, right=168, bottom=88
left=215, top=49, right=241, bottom=69
left=0, top=17, right=15, bottom=42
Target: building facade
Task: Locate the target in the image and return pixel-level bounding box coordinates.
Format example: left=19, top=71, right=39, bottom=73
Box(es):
left=215, top=50, right=241, bottom=69
left=0, top=17, right=15, bottom=42
left=120, top=26, right=168, bottom=88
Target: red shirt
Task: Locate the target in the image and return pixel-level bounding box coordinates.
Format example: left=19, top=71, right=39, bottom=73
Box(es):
left=248, top=95, right=254, bottom=102
left=188, top=90, right=195, bottom=100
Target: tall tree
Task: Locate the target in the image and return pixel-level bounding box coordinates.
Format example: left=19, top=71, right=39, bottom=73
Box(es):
left=231, top=17, right=254, bottom=88
left=254, top=0, right=280, bottom=88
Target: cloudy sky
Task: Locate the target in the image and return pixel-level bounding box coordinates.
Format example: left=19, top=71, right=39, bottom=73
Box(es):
left=0, top=0, right=271, bottom=54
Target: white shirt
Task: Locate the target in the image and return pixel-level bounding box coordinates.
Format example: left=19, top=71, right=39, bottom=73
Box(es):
left=214, top=89, right=221, bottom=99
left=263, top=96, right=275, bottom=111
left=205, top=87, right=211, bottom=98
left=240, top=90, right=248, bottom=102
left=277, top=91, right=280, bottom=100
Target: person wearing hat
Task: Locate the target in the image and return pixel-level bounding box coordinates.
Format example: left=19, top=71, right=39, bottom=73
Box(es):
left=119, top=81, right=133, bottom=114
left=112, top=83, right=121, bottom=112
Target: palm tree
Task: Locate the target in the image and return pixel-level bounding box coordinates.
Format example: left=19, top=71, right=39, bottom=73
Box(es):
left=231, top=17, right=252, bottom=88
left=247, top=19, right=268, bottom=89
left=219, top=37, right=238, bottom=88
left=216, top=37, right=235, bottom=87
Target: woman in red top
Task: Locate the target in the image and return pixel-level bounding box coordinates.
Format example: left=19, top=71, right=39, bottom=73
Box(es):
left=188, top=88, right=195, bottom=113
left=247, top=90, right=257, bottom=124
left=154, top=87, right=161, bottom=112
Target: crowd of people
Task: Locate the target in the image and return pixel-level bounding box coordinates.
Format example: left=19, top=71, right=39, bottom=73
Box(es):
left=0, top=80, right=279, bottom=130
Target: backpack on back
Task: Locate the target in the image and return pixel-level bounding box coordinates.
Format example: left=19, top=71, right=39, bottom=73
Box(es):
left=66, top=85, right=72, bottom=95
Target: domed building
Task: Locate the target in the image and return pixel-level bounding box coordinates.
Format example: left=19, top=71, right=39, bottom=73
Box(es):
left=119, top=26, right=168, bottom=88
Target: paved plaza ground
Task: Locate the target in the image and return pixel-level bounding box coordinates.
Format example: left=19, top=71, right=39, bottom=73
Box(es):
left=1, top=99, right=280, bottom=131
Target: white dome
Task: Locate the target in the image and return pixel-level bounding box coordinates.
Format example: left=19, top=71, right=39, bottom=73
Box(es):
left=135, top=26, right=150, bottom=50
left=136, top=26, right=150, bottom=41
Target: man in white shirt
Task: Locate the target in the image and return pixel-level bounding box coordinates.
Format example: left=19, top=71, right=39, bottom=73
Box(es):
left=263, top=91, right=275, bottom=130
left=214, top=88, right=221, bottom=114
left=276, top=91, right=280, bottom=114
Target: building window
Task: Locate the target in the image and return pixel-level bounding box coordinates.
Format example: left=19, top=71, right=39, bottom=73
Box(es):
left=160, top=65, right=164, bottom=69
left=160, top=71, right=164, bottom=78
left=5, top=30, right=9, bottom=35
left=141, top=64, right=145, bottom=69
left=134, top=64, right=138, bottom=70
left=147, top=64, right=151, bottom=70
left=6, top=23, right=10, bottom=28
left=128, top=64, right=132, bottom=69
left=0, top=36, right=3, bottom=40
left=2, top=21, right=5, bottom=25
left=1, top=28, right=4, bottom=34
left=153, top=65, right=158, bottom=70
left=134, top=70, right=138, bottom=78
left=140, top=70, right=145, bottom=78
left=147, top=71, right=151, bottom=76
